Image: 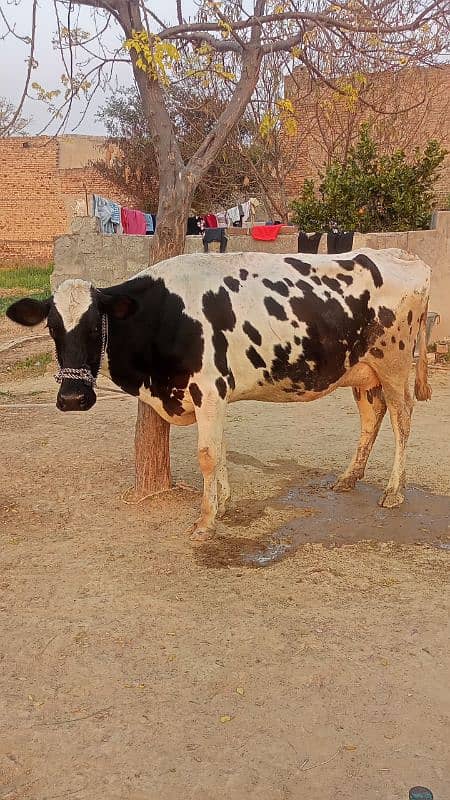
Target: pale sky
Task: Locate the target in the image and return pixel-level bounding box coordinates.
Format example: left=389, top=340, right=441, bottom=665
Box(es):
left=0, top=0, right=197, bottom=135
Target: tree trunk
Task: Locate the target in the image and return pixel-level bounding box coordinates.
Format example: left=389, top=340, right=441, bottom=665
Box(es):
left=134, top=400, right=172, bottom=498
left=134, top=178, right=196, bottom=498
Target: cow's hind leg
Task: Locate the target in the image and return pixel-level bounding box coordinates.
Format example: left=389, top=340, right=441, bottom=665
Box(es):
left=334, top=385, right=387, bottom=492
left=217, top=435, right=230, bottom=517
left=190, top=392, right=227, bottom=542
left=378, top=382, right=413, bottom=508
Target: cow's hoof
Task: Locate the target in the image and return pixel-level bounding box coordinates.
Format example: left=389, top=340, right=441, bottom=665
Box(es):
left=188, top=521, right=215, bottom=542
left=333, top=476, right=357, bottom=492
left=190, top=528, right=214, bottom=543
left=378, top=490, right=404, bottom=508
left=217, top=498, right=230, bottom=518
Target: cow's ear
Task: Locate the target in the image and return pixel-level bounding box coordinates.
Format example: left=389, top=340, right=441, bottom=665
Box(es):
left=6, top=297, right=52, bottom=326
left=97, top=291, right=137, bottom=320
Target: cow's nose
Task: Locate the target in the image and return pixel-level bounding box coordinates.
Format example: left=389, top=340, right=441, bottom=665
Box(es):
left=57, top=393, right=87, bottom=412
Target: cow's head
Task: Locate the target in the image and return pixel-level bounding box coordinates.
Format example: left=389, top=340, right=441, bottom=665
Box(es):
left=7, top=279, right=135, bottom=412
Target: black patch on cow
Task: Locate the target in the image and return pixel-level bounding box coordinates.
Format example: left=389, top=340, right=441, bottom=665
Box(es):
left=264, top=296, right=288, bottom=321
left=291, top=320, right=299, bottom=328
left=391, top=335, right=396, bottom=344
left=224, top=276, right=240, bottom=293
left=353, top=387, right=361, bottom=401
left=337, top=260, right=355, bottom=270
left=227, top=371, right=235, bottom=391
left=284, top=278, right=294, bottom=288
left=271, top=342, right=292, bottom=382
left=243, top=320, right=262, bottom=346
left=407, top=310, right=413, bottom=325
left=257, top=281, right=386, bottom=393
left=325, top=291, right=331, bottom=299
left=262, top=278, right=289, bottom=297
left=215, top=377, right=227, bottom=399
left=239, top=269, right=249, bottom=281
left=399, top=340, right=405, bottom=350
left=97, top=276, right=204, bottom=419
left=322, top=276, right=343, bottom=295
left=311, top=275, right=322, bottom=286
left=263, top=369, right=274, bottom=384
left=378, top=306, right=395, bottom=328
left=354, top=254, right=383, bottom=288
left=381, top=339, right=387, bottom=346
left=370, top=347, right=384, bottom=359
left=246, top=346, right=266, bottom=369
left=202, top=286, right=236, bottom=378
left=367, top=385, right=383, bottom=404
left=252, top=273, right=259, bottom=278
left=189, top=383, right=203, bottom=407
left=284, top=257, right=311, bottom=276
left=294, top=336, right=301, bottom=346
left=336, top=273, right=353, bottom=286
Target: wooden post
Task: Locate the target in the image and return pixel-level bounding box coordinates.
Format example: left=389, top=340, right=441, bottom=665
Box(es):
left=134, top=399, right=172, bottom=498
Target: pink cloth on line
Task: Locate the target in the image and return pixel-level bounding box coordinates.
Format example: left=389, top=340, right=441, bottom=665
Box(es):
left=121, top=207, right=147, bottom=235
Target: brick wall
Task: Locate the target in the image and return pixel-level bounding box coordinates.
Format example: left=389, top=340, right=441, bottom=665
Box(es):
left=283, top=65, right=450, bottom=205
left=0, top=135, right=132, bottom=266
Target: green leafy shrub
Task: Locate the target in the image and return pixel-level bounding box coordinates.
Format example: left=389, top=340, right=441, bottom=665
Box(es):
left=291, top=125, right=447, bottom=233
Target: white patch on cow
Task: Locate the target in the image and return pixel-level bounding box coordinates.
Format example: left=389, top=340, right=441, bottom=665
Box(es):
left=54, top=279, right=92, bottom=332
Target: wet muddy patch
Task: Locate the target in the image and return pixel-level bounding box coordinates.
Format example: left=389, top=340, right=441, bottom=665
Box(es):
left=195, top=476, right=450, bottom=569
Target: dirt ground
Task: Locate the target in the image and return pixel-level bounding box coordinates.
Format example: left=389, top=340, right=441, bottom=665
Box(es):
left=1, top=323, right=449, bottom=800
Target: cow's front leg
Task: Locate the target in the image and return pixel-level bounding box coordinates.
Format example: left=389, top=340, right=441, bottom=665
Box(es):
left=190, top=393, right=227, bottom=542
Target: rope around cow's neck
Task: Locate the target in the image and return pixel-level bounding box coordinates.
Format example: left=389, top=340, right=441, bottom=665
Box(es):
left=54, top=314, right=108, bottom=387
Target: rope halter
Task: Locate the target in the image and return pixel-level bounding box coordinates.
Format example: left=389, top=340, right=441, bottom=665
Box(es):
left=55, top=314, right=108, bottom=388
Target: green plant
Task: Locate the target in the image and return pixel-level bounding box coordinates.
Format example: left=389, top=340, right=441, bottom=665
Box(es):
left=291, top=125, right=447, bottom=233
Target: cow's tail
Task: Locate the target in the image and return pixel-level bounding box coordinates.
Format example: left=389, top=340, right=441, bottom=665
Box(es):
left=414, top=306, right=432, bottom=401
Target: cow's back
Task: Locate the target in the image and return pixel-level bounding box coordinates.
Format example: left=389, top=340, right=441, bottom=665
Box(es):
left=135, top=248, right=430, bottom=404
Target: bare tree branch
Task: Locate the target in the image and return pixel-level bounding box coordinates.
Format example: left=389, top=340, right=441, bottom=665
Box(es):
left=1, top=0, right=37, bottom=136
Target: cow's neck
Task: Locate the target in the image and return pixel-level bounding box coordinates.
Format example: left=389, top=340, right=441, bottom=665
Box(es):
left=103, top=277, right=171, bottom=396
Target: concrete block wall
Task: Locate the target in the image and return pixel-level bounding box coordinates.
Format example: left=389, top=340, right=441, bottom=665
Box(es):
left=52, top=218, right=299, bottom=289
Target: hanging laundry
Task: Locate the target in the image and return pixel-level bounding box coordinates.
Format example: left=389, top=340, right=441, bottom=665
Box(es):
left=226, top=206, right=241, bottom=225
left=93, top=194, right=121, bottom=234
left=121, top=207, right=147, bottom=235
left=298, top=231, right=322, bottom=254
left=203, top=228, right=228, bottom=253
left=327, top=231, right=354, bottom=254
left=187, top=216, right=204, bottom=235
left=249, top=197, right=260, bottom=215
left=241, top=201, right=251, bottom=224
left=250, top=223, right=283, bottom=242
left=187, top=216, right=198, bottom=235
left=204, top=213, right=218, bottom=228
left=144, top=213, right=154, bottom=234
left=215, top=212, right=227, bottom=228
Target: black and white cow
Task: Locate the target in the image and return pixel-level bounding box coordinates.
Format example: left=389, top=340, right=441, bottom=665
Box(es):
left=7, top=248, right=431, bottom=540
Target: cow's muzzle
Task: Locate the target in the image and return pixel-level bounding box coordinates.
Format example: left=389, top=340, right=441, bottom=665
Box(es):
left=56, top=385, right=96, bottom=412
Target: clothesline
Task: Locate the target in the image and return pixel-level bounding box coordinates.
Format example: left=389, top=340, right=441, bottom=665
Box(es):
left=92, top=194, right=262, bottom=237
